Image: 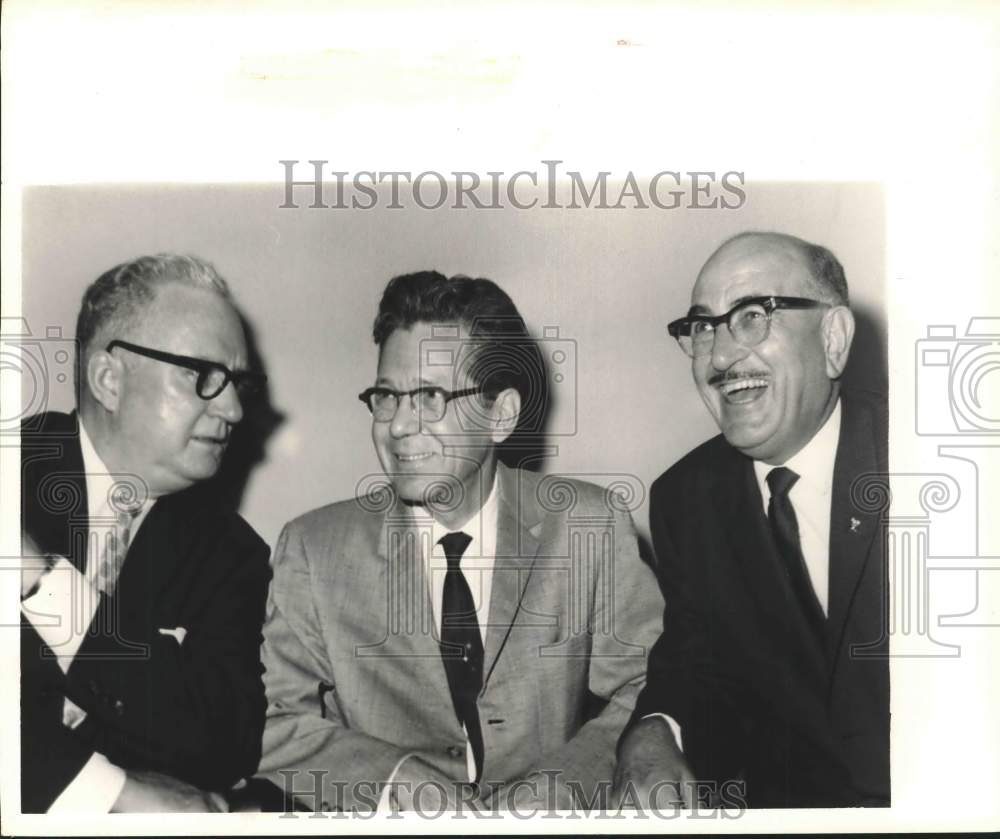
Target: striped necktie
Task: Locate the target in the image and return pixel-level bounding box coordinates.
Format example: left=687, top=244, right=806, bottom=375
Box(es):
left=95, top=504, right=141, bottom=597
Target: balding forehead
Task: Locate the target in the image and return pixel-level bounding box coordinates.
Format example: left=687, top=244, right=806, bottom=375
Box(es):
left=705, top=233, right=808, bottom=273
left=691, top=234, right=813, bottom=310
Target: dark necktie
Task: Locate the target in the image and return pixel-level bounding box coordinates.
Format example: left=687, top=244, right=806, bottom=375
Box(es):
left=766, top=467, right=826, bottom=641
left=438, top=531, right=484, bottom=782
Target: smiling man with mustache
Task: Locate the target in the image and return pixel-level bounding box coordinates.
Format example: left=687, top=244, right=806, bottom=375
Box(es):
left=20, top=254, right=271, bottom=813
left=614, top=232, right=889, bottom=808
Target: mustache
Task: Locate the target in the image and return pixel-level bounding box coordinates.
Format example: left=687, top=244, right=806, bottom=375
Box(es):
left=707, top=370, right=770, bottom=387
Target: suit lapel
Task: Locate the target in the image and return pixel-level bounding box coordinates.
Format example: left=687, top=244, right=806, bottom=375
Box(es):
left=116, top=492, right=184, bottom=602
left=711, top=451, right=784, bottom=612
left=369, top=493, right=467, bottom=734
left=712, top=448, right=829, bottom=683
left=482, top=464, right=540, bottom=688
left=826, top=394, right=881, bottom=665
left=378, top=495, right=442, bottom=656
left=22, top=413, right=89, bottom=573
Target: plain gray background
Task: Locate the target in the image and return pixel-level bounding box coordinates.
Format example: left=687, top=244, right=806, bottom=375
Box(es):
left=21, top=181, right=885, bottom=549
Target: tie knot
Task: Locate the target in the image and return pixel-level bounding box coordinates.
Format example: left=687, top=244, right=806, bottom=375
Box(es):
left=114, top=503, right=143, bottom=528
left=767, top=466, right=799, bottom=499
left=439, top=531, right=472, bottom=568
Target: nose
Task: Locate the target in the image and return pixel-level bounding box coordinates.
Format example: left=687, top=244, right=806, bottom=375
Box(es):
left=388, top=393, right=419, bottom=438
left=206, top=381, right=244, bottom=424
left=709, top=323, right=752, bottom=372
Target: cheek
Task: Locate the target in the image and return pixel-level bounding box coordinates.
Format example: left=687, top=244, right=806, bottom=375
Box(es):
left=693, top=359, right=712, bottom=390
left=421, top=414, right=464, bottom=446
left=444, top=440, right=491, bottom=476
left=770, top=360, right=808, bottom=410
left=123, top=387, right=167, bottom=435
left=693, top=364, right=721, bottom=412
left=161, top=393, right=213, bottom=441
left=371, top=424, right=390, bottom=460
left=143, top=374, right=184, bottom=418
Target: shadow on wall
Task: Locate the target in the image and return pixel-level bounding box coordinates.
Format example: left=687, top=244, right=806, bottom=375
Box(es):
left=844, top=302, right=888, bottom=394
left=210, top=312, right=286, bottom=512
left=496, top=327, right=554, bottom=475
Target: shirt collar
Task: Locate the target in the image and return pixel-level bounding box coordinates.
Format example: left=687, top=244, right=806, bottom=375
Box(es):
left=418, top=473, right=499, bottom=549
left=754, top=398, right=841, bottom=498
left=78, top=418, right=153, bottom=520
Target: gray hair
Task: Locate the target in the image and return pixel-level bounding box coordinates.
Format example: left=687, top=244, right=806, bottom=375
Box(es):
left=720, top=231, right=849, bottom=306
left=74, top=254, right=231, bottom=402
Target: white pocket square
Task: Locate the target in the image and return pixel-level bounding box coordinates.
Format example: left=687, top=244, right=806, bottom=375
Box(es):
left=158, top=626, right=187, bottom=644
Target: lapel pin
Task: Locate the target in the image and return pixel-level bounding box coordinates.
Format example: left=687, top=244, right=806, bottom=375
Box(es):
left=850, top=517, right=861, bottom=533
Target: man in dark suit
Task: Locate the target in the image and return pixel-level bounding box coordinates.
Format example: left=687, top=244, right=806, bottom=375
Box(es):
left=19, top=254, right=271, bottom=813
left=614, top=232, right=889, bottom=808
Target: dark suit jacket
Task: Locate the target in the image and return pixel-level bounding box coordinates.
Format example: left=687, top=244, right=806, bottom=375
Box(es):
left=630, top=389, right=889, bottom=807
left=20, top=411, right=271, bottom=813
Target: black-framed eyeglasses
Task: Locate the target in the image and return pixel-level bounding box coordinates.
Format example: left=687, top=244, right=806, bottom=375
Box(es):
left=106, top=340, right=267, bottom=400
left=667, top=296, right=829, bottom=358
left=358, top=385, right=484, bottom=423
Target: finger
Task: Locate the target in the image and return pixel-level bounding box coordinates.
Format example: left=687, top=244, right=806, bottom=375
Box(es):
left=680, top=773, right=698, bottom=810
left=610, top=769, right=623, bottom=807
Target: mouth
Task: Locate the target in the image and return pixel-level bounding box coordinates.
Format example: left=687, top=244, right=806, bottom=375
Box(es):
left=395, top=452, right=435, bottom=463
left=192, top=435, right=228, bottom=447
left=715, top=376, right=770, bottom=405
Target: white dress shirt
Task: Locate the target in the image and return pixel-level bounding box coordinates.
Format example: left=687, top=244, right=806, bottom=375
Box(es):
left=425, top=480, right=498, bottom=652
left=753, top=399, right=841, bottom=616
left=21, top=420, right=154, bottom=812
left=380, top=475, right=499, bottom=804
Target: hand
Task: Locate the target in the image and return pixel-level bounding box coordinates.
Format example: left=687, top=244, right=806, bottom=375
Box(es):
left=483, top=772, right=575, bottom=813
left=386, top=756, right=465, bottom=812
left=111, top=770, right=229, bottom=813
left=613, top=716, right=697, bottom=809
left=20, top=533, right=53, bottom=600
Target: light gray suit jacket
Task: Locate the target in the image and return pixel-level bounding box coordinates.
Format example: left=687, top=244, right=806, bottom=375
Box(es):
left=257, top=463, right=663, bottom=810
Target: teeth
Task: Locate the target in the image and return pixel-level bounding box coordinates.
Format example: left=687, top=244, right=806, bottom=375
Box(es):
left=719, top=378, right=768, bottom=395
left=397, top=452, right=433, bottom=462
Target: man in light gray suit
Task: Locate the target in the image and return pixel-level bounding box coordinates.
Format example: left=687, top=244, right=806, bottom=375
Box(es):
left=257, top=270, right=662, bottom=812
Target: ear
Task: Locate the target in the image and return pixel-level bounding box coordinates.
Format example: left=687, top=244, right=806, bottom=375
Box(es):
left=822, top=305, right=855, bottom=379
left=86, top=349, right=125, bottom=412
left=489, top=387, right=522, bottom=444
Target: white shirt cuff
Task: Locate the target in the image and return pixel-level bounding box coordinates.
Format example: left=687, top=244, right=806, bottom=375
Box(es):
left=21, top=557, right=100, bottom=672
left=642, top=712, right=684, bottom=752
left=47, top=752, right=127, bottom=813
left=376, top=752, right=417, bottom=812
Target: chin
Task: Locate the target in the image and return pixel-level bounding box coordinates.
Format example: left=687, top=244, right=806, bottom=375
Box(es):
left=389, top=475, right=432, bottom=505
left=721, top=425, right=774, bottom=459
left=730, top=435, right=789, bottom=463
left=179, top=460, right=223, bottom=486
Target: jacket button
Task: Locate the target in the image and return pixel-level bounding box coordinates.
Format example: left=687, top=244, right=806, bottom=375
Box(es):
left=112, top=699, right=126, bottom=716
left=446, top=745, right=463, bottom=758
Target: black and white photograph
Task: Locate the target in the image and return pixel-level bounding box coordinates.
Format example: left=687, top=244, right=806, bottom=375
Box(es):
left=1, top=1, right=997, bottom=835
